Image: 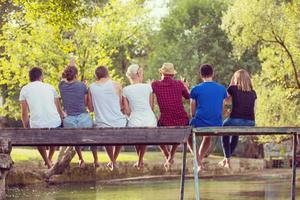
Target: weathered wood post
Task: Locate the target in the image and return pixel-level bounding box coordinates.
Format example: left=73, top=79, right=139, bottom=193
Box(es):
left=0, top=139, right=13, bottom=200
left=291, top=133, right=298, bottom=200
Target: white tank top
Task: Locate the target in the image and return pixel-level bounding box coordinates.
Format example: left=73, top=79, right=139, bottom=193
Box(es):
left=123, top=83, right=157, bottom=127
left=90, top=80, right=127, bottom=127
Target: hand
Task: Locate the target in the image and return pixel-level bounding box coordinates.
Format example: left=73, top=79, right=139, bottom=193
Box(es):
left=69, top=57, right=76, bottom=66
left=180, top=76, right=189, bottom=89
left=82, top=79, right=88, bottom=86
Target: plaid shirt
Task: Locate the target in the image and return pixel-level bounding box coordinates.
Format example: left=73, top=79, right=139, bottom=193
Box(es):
left=152, top=76, right=190, bottom=126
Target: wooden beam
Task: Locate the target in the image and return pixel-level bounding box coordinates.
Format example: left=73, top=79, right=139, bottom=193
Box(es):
left=0, top=127, right=192, bottom=146
left=193, top=127, right=300, bottom=136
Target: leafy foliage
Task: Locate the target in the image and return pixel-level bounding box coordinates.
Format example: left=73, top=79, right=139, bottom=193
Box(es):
left=146, top=0, right=260, bottom=86
left=222, top=0, right=300, bottom=143
left=0, top=0, right=151, bottom=119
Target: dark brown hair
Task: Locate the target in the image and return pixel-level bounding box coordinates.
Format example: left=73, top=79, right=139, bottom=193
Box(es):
left=95, top=66, right=109, bottom=80
left=62, top=66, right=78, bottom=81
left=29, top=67, right=43, bottom=82
left=199, top=63, right=214, bottom=78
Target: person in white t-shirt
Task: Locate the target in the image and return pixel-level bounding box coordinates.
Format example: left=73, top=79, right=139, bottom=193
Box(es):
left=20, top=67, right=64, bottom=169
left=123, top=64, right=157, bottom=170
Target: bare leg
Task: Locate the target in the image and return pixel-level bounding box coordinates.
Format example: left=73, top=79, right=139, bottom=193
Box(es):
left=168, top=144, right=178, bottom=165
left=198, top=136, right=212, bottom=170
left=135, top=145, right=141, bottom=156
left=134, top=145, right=141, bottom=168
left=105, top=146, right=115, bottom=171
left=37, top=146, right=52, bottom=169
left=138, top=145, right=147, bottom=169
left=91, top=146, right=99, bottom=168
left=113, top=145, right=122, bottom=161
left=159, top=145, right=170, bottom=161
left=48, top=146, right=56, bottom=163
left=75, top=146, right=85, bottom=168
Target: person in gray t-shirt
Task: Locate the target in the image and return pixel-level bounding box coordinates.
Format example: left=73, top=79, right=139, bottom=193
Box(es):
left=59, top=66, right=98, bottom=168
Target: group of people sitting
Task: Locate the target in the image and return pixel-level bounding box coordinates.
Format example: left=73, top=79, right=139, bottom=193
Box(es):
left=20, top=62, right=256, bottom=172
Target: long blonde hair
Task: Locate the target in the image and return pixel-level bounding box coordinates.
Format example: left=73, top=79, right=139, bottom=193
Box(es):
left=230, top=69, right=253, bottom=92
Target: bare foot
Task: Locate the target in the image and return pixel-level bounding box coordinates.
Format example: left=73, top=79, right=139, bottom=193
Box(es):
left=167, top=157, right=175, bottom=165
left=218, top=159, right=226, bottom=167
left=133, top=162, right=139, bottom=169
left=107, top=162, right=117, bottom=171
left=164, top=161, right=171, bottom=172
left=79, top=160, right=86, bottom=168
left=44, top=160, right=53, bottom=169
left=138, top=161, right=144, bottom=170
left=224, top=159, right=231, bottom=169
left=94, top=162, right=100, bottom=168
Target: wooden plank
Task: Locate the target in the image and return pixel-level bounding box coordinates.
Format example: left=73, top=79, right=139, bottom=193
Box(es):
left=193, top=127, right=300, bottom=136
left=291, top=133, right=297, bottom=200
left=0, top=127, right=191, bottom=146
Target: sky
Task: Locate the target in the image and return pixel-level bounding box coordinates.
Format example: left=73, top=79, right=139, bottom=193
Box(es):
left=145, top=0, right=169, bottom=22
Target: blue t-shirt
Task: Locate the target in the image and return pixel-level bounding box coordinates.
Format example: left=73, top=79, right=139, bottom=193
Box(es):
left=190, top=82, right=227, bottom=127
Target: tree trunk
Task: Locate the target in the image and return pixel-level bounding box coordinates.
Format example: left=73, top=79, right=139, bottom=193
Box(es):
left=45, top=147, right=76, bottom=178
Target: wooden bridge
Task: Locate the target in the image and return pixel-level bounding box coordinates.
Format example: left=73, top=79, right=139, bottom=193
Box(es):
left=0, top=126, right=299, bottom=200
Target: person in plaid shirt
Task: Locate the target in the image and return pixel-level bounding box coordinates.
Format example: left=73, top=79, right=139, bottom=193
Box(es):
left=152, top=63, right=190, bottom=169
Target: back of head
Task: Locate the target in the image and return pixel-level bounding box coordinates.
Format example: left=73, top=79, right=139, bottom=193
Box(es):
left=231, top=69, right=253, bottom=92
left=62, top=66, right=78, bottom=81
left=199, top=63, right=214, bottom=78
left=126, top=64, right=140, bottom=80
left=29, top=67, right=43, bottom=82
left=95, top=66, right=109, bottom=80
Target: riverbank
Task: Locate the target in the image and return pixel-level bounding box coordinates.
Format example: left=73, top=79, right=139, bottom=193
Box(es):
left=7, top=148, right=268, bottom=186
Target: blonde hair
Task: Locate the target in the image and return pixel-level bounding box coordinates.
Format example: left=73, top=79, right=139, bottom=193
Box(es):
left=230, top=69, right=253, bottom=92
left=126, top=64, right=141, bottom=80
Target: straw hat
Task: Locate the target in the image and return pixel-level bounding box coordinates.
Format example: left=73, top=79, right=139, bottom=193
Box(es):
left=159, top=63, right=177, bottom=75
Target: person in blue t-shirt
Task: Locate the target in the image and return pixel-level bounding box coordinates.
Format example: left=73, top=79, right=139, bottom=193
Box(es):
left=189, top=64, right=227, bottom=172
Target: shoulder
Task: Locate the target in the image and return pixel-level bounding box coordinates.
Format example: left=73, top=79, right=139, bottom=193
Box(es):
left=112, top=81, right=122, bottom=88
left=151, top=80, right=160, bottom=87
left=123, top=85, right=132, bottom=92
left=191, top=84, right=201, bottom=93
left=214, top=82, right=226, bottom=89
left=89, top=82, right=96, bottom=88
left=44, top=83, right=56, bottom=90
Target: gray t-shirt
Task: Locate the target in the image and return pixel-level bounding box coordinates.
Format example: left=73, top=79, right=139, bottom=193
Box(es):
left=59, top=81, right=88, bottom=116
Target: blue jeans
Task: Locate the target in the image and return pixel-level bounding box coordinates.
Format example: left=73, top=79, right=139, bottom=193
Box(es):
left=222, top=118, right=255, bottom=158
left=63, top=113, right=93, bottom=128
left=63, top=113, right=95, bottom=151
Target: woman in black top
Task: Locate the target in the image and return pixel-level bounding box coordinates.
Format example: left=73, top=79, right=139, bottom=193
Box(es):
left=219, top=69, right=256, bottom=168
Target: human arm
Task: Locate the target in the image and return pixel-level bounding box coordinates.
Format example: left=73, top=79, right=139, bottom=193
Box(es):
left=55, top=98, right=65, bottom=121
left=149, top=93, right=154, bottom=110
left=190, top=99, right=196, bottom=118
left=87, top=89, right=94, bottom=112
left=20, top=100, right=30, bottom=128
left=123, top=97, right=131, bottom=116
left=181, top=81, right=190, bottom=100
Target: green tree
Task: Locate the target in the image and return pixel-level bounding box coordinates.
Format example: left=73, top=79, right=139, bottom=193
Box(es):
left=146, top=0, right=260, bottom=85
left=222, top=0, right=300, bottom=143
left=0, top=0, right=151, bottom=120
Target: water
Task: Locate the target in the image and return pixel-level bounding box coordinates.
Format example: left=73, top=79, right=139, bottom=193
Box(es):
left=7, top=177, right=300, bottom=200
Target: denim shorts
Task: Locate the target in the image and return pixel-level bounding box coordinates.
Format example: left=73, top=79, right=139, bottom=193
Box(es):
left=63, top=112, right=93, bottom=128
left=223, top=118, right=255, bottom=127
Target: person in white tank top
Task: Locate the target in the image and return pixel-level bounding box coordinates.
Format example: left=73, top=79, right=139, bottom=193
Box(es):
left=88, top=66, right=126, bottom=171
left=123, top=64, right=157, bottom=170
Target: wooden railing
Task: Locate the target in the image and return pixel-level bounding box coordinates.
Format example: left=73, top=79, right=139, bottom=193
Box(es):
left=192, top=127, right=300, bottom=200
left=0, top=127, right=191, bottom=200
left=0, top=126, right=299, bottom=200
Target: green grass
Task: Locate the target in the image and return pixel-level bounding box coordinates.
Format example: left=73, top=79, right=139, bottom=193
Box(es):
left=11, top=147, right=174, bottom=164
